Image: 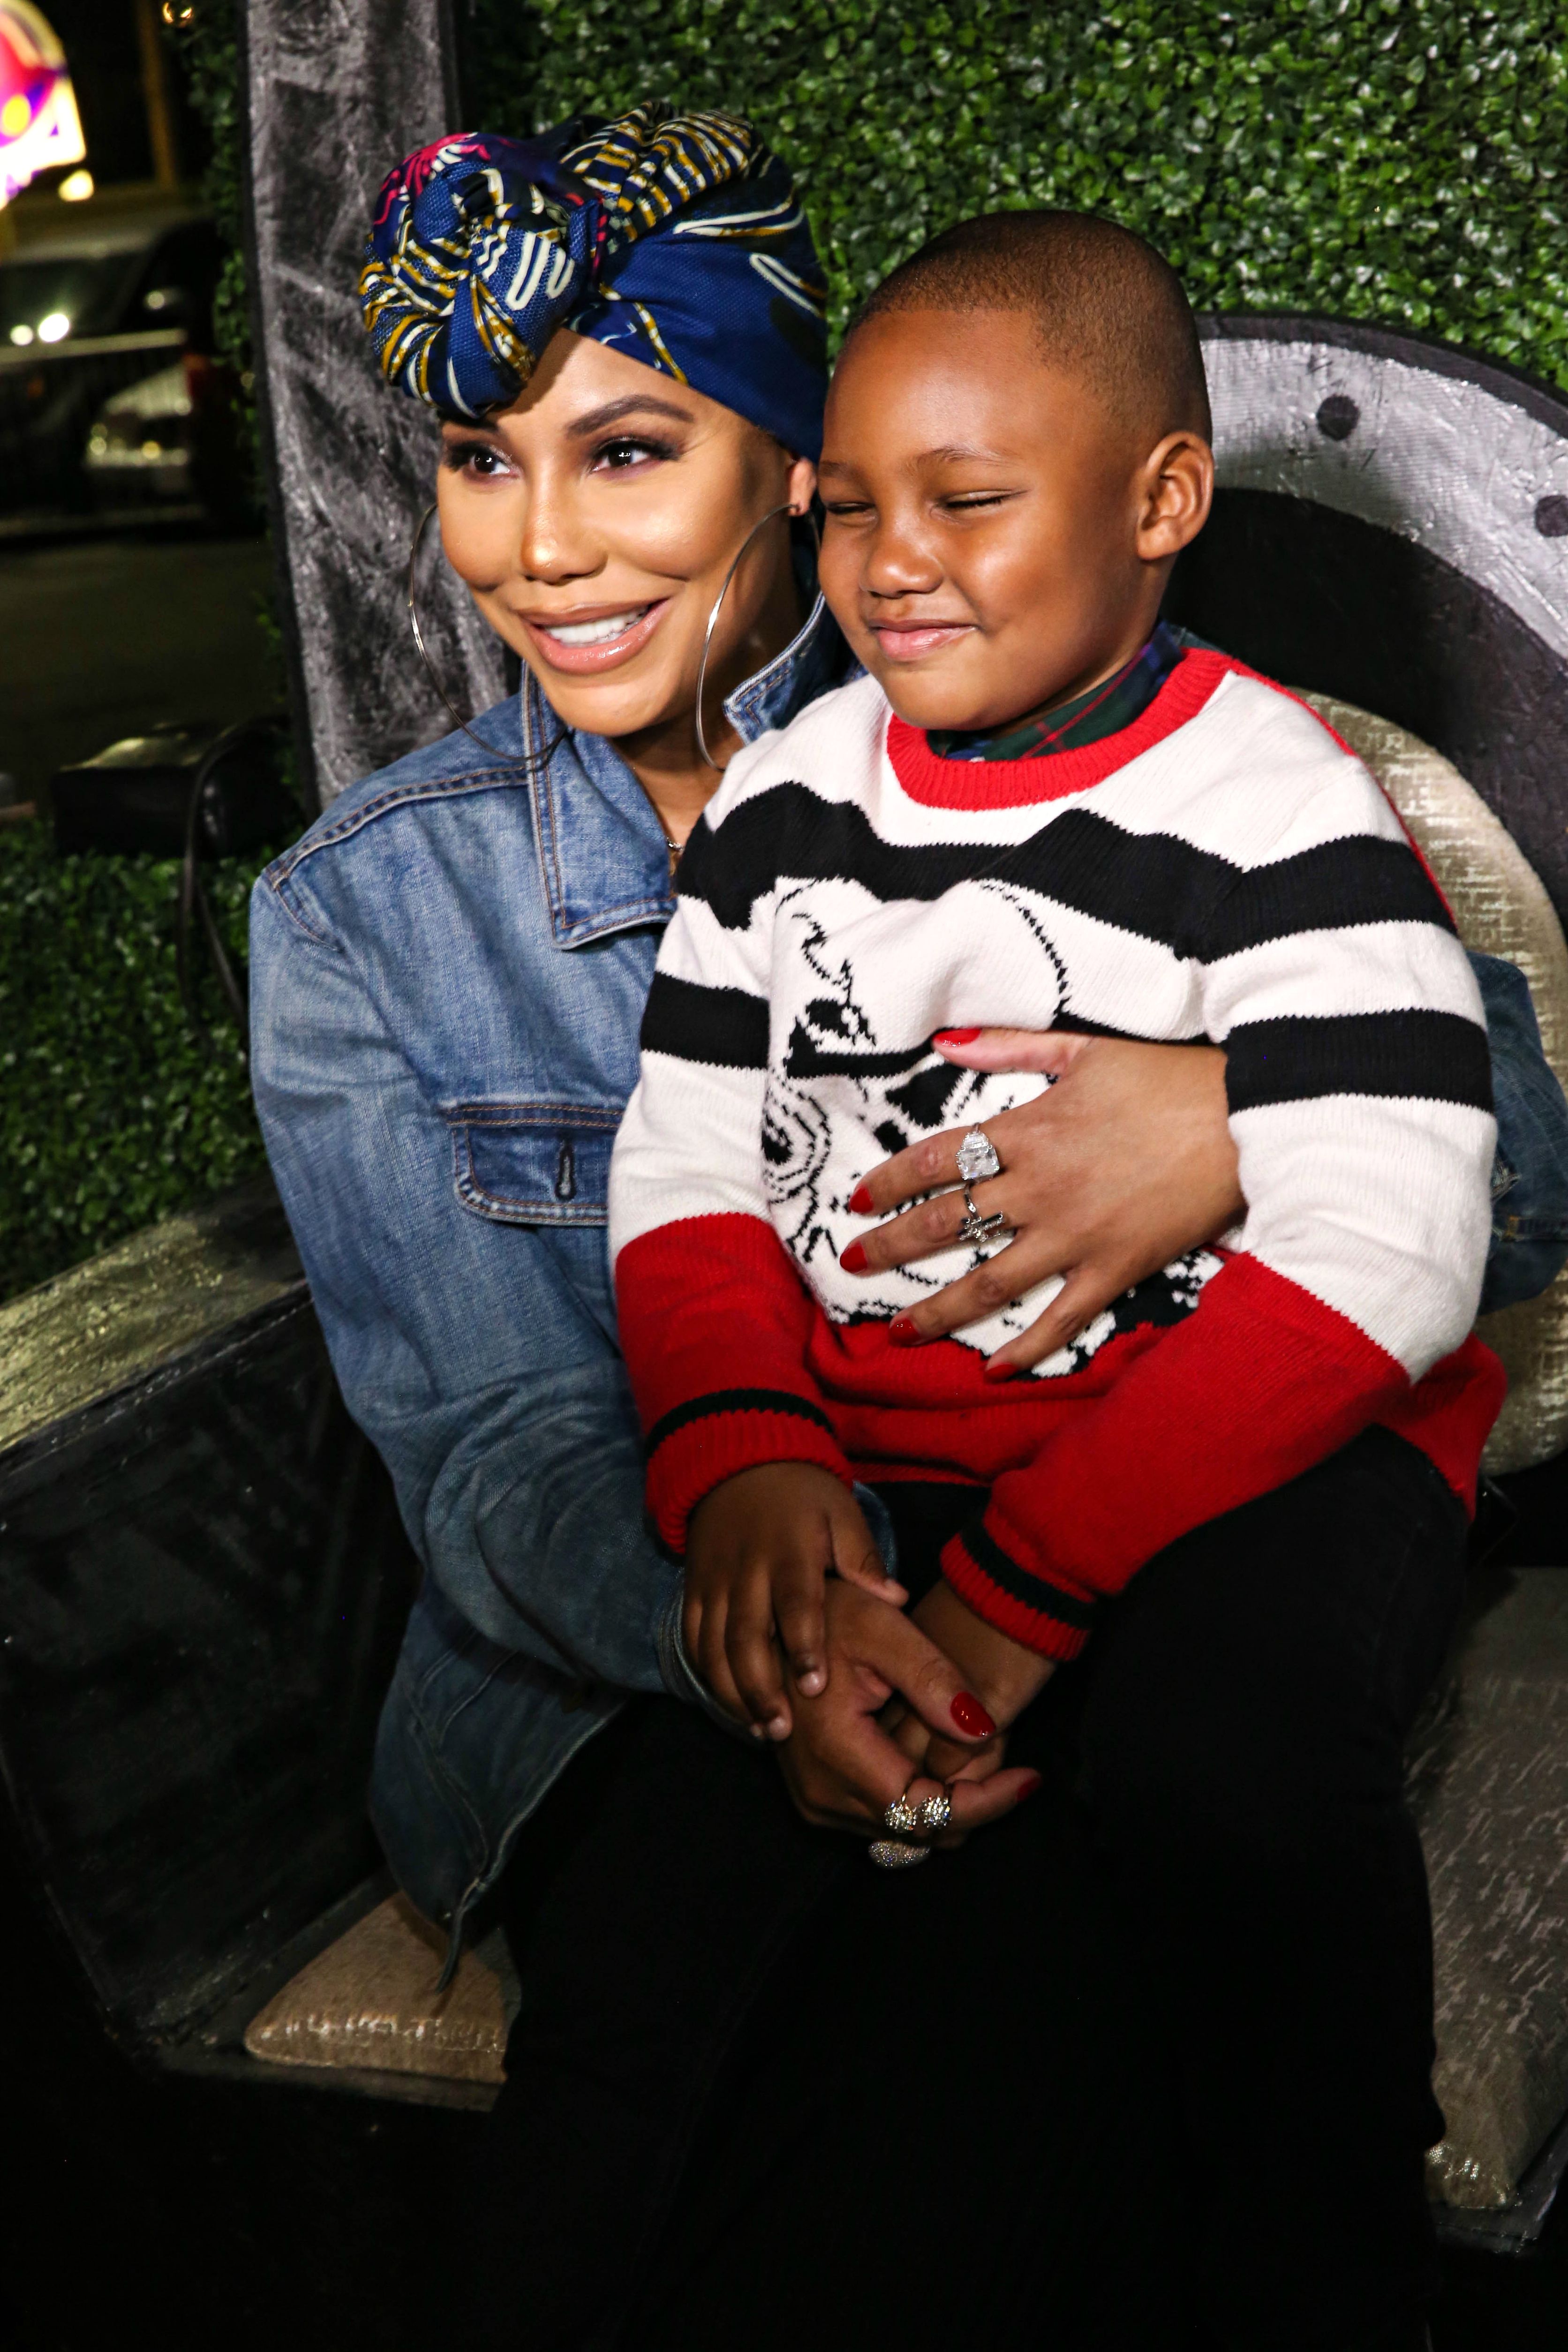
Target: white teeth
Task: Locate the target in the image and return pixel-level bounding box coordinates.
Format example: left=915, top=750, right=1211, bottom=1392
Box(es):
left=538, top=606, right=649, bottom=646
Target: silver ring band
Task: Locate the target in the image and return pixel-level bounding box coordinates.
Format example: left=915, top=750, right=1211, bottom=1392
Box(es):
left=956, top=1183, right=1010, bottom=1249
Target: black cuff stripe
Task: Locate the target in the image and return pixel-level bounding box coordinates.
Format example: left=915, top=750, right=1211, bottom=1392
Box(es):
left=641, top=972, right=769, bottom=1069
left=647, top=1388, right=837, bottom=1455
left=958, top=1516, right=1098, bottom=1629
left=1204, top=836, right=1457, bottom=958
left=1226, top=1009, right=1494, bottom=1113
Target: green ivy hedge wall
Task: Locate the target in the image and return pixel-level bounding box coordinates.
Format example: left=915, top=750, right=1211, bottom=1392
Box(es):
left=471, top=0, right=1568, bottom=382
left=0, top=828, right=268, bottom=1302
left=8, top=1, right=1566, bottom=1303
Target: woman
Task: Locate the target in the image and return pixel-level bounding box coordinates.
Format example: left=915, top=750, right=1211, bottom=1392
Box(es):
left=251, top=110, right=1568, bottom=2349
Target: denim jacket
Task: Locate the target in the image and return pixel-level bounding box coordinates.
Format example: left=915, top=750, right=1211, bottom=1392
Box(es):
left=250, top=604, right=1568, bottom=1950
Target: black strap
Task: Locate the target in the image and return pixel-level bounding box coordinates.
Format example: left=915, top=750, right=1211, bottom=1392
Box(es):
left=176, top=715, right=287, bottom=1062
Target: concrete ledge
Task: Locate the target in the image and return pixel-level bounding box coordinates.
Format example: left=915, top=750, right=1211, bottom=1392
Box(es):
left=0, top=1176, right=301, bottom=1454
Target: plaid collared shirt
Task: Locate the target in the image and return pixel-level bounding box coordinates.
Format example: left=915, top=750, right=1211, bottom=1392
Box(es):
left=928, top=620, right=1187, bottom=763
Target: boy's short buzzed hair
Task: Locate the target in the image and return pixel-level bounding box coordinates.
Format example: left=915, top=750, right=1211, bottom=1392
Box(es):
left=851, top=209, right=1212, bottom=444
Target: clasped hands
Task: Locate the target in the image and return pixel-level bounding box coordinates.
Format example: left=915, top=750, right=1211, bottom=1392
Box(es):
left=685, top=1459, right=1051, bottom=1842
left=681, top=1029, right=1244, bottom=1841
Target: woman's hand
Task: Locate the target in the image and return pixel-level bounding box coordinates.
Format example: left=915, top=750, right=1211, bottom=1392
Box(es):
left=776, top=1580, right=1041, bottom=1837
left=684, top=1462, right=906, bottom=1741
left=888, top=1578, right=1055, bottom=1795
left=846, top=1030, right=1243, bottom=1375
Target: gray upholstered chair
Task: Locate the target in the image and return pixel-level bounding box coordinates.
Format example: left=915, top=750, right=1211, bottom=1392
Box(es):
left=1170, top=317, right=1568, bottom=2246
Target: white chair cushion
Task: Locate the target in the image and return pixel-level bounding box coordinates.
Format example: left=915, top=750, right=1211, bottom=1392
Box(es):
left=1299, top=693, right=1568, bottom=1474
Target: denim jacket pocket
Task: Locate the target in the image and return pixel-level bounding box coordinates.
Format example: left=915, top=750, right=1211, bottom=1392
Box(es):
left=447, top=1101, right=621, bottom=1226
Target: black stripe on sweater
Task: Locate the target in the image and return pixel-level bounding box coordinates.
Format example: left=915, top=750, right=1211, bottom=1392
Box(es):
left=958, top=1516, right=1098, bottom=1629
left=641, top=972, right=769, bottom=1068
left=1202, top=836, right=1456, bottom=958
left=677, top=784, right=1233, bottom=950
left=647, top=1388, right=838, bottom=1455
left=1226, top=1009, right=1494, bottom=1113
left=679, top=784, right=1455, bottom=963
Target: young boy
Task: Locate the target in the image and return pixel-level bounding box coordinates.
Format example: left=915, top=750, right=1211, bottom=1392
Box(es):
left=608, top=210, right=1502, bottom=2341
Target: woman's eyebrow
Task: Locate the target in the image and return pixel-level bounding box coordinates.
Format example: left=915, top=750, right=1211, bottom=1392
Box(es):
left=565, top=393, right=697, bottom=437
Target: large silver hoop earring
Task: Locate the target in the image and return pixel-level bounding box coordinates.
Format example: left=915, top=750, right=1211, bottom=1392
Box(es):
left=694, top=501, right=822, bottom=770
left=407, top=502, right=565, bottom=773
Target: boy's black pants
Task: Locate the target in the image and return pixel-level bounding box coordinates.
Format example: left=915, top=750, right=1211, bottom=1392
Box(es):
left=470, top=1426, right=1465, bottom=2352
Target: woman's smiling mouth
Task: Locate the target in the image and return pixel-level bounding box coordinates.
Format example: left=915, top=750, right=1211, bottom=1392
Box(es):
left=520, top=600, right=670, bottom=672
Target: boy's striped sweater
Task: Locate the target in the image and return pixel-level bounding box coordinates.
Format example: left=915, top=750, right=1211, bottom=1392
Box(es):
left=607, top=648, right=1505, bottom=1660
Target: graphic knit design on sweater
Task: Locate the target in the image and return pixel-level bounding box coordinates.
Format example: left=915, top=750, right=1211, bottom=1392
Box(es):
left=609, top=650, right=1504, bottom=1659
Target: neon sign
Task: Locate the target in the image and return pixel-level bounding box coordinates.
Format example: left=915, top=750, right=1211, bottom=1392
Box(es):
left=0, top=2, right=86, bottom=208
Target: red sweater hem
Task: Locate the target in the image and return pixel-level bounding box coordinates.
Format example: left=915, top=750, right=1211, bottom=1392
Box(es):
left=618, top=1218, right=1505, bottom=1648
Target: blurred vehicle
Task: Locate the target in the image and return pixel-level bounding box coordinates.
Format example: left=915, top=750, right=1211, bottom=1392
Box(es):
left=82, top=355, right=191, bottom=500
left=0, top=190, right=241, bottom=523
left=82, top=343, right=242, bottom=519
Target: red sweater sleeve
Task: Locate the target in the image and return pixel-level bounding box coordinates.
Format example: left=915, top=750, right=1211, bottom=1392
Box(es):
left=940, top=1254, right=1505, bottom=1660
left=615, top=1213, right=854, bottom=1552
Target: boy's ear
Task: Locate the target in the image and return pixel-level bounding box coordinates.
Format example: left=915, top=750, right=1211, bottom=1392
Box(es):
left=1135, top=430, right=1214, bottom=564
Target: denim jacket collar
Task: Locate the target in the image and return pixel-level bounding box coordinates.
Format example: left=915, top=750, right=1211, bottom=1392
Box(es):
left=526, top=584, right=847, bottom=951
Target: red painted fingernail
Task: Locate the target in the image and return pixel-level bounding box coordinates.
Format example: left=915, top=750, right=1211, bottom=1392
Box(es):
left=1014, top=1772, right=1043, bottom=1804
left=888, top=1316, right=921, bottom=1348
left=934, top=1028, right=980, bottom=1046
left=982, top=1358, right=1020, bottom=1383
left=848, top=1182, right=873, bottom=1214
left=950, top=1691, right=996, bottom=1738
left=839, top=1239, right=868, bottom=1273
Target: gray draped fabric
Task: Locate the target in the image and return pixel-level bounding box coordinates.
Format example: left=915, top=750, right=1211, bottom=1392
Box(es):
left=240, top=0, right=505, bottom=810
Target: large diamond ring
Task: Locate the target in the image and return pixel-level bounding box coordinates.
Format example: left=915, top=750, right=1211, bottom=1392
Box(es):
left=882, top=1789, right=921, bottom=1836
left=956, top=1183, right=1010, bottom=1249
left=917, top=1788, right=953, bottom=1834
left=869, top=1839, right=931, bottom=1869
left=956, top=1126, right=1003, bottom=1184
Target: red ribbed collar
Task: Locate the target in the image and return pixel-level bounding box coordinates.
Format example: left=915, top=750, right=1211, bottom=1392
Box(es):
left=885, top=647, right=1237, bottom=810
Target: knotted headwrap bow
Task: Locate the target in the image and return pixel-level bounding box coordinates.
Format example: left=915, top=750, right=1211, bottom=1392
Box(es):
left=360, top=106, right=829, bottom=459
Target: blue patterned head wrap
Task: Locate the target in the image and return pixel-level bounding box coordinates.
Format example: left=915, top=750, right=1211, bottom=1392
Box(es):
left=359, top=107, right=829, bottom=459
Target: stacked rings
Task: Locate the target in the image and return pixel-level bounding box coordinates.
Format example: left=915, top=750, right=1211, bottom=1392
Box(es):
left=954, top=1126, right=1008, bottom=1248
left=868, top=1784, right=956, bottom=1866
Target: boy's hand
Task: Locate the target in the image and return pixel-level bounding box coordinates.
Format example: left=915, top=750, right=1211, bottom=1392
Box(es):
left=684, top=1462, right=906, bottom=1739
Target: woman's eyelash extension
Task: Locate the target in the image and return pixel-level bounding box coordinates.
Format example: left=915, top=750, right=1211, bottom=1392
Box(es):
left=440, top=438, right=505, bottom=472
left=592, top=434, right=679, bottom=468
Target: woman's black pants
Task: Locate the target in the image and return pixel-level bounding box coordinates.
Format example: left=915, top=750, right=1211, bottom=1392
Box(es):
left=467, top=1427, right=1465, bottom=2352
